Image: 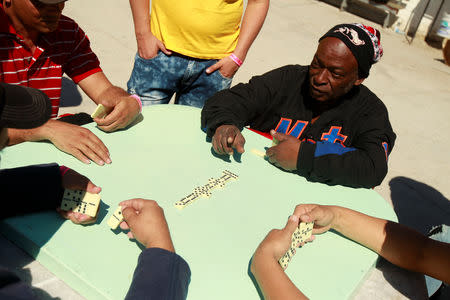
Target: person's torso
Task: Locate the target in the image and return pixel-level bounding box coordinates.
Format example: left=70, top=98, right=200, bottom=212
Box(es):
left=252, top=65, right=385, bottom=148
left=150, top=0, right=243, bottom=59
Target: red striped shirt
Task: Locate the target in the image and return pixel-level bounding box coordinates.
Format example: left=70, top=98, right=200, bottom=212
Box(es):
left=0, top=7, right=102, bottom=118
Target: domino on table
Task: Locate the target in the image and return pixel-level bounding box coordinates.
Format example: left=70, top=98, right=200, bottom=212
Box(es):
left=91, top=104, right=108, bottom=119
left=60, top=189, right=101, bottom=218
left=278, top=221, right=314, bottom=270
left=174, top=170, right=239, bottom=209
left=107, top=206, right=124, bottom=230
left=250, top=148, right=266, bottom=158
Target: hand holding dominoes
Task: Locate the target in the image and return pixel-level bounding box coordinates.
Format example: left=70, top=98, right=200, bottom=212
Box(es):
left=59, top=189, right=101, bottom=224
left=251, top=215, right=302, bottom=276
left=58, top=168, right=102, bottom=224
left=113, top=199, right=175, bottom=252
left=278, top=221, right=314, bottom=270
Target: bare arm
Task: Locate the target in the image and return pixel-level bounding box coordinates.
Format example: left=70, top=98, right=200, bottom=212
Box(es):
left=78, top=72, right=140, bottom=132
left=295, top=204, right=450, bottom=284
left=251, top=215, right=308, bottom=300
left=233, top=0, right=270, bottom=61
left=7, top=119, right=111, bottom=165
left=129, top=0, right=171, bottom=58
left=206, top=0, right=269, bottom=77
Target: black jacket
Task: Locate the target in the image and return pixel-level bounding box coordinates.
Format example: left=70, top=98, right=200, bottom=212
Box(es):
left=201, top=65, right=396, bottom=188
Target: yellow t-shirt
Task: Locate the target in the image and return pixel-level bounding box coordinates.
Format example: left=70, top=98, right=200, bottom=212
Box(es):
left=150, top=0, right=243, bottom=59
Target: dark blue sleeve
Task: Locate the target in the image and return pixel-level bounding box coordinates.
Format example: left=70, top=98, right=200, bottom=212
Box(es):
left=0, top=163, right=63, bottom=220
left=125, top=248, right=191, bottom=300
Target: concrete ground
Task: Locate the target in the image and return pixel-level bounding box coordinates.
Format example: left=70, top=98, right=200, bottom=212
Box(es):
left=1, top=0, right=449, bottom=299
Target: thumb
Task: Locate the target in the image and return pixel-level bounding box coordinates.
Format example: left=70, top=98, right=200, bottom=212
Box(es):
left=284, top=214, right=299, bottom=235
left=206, top=62, right=221, bottom=74
left=121, top=206, right=138, bottom=228
left=300, top=206, right=324, bottom=225
left=270, top=129, right=288, bottom=142
left=86, top=181, right=101, bottom=194
left=158, top=42, right=172, bottom=55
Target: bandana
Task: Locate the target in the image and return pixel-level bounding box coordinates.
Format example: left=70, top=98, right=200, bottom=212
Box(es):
left=319, top=23, right=383, bottom=78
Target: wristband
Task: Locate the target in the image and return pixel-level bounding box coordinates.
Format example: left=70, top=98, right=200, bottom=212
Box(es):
left=229, top=53, right=243, bottom=67
left=59, top=165, right=70, bottom=176
left=130, top=94, right=142, bottom=113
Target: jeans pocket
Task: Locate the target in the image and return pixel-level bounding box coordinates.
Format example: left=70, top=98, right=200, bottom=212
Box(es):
left=136, top=51, right=162, bottom=62
left=217, top=68, right=234, bottom=80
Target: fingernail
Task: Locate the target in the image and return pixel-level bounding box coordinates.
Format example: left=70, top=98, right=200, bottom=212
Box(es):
left=206, top=69, right=210, bottom=73
left=99, top=160, right=105, bottom=166
left=290, top=215, right=299, bottom=222
left=106, top=158, right=112, bottom=164
left=85, top=160, right=91, bottom=164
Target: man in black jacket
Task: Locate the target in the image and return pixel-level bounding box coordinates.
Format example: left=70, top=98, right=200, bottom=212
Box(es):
left=202, top=23, right=396, bottom=188
left=0, top=83, right=190, bottom=299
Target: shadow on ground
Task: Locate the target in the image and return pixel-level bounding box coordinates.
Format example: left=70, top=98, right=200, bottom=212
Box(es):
left=0, top=235, right=61, bottom=300
left=389, top=176, right=450, bottom=234
left=375, top=176, right=450, bottom=299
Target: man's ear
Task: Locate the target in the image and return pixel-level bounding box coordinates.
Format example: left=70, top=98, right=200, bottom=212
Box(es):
left=354, top=78, right=365, bottom=86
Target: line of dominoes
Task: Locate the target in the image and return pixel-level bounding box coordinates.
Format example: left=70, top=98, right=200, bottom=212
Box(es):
left=175, top=170, right=238, bottom=209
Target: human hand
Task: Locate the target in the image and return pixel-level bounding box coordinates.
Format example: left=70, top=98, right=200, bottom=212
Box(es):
left=212, top=124, right=245, bottom=155
left=119, top=199, right=175, bottom=252
left=266, top=130, right=301, bottom=171
left=294, top=204, right=336, bottom=235
left=252, top=215, right=300, bottom=271
left=44, top=120, right=111, bottom=165
left=137, top=32, right=172, bottom=59
left=57, top=167, right=101, bottom=225
left=205, top=56, right=240, bottom=78
left=94, top=96, right=140, bottom=132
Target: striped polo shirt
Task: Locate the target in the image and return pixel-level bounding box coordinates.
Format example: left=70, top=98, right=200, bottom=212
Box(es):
left=0, top=7, right=102, bottom=118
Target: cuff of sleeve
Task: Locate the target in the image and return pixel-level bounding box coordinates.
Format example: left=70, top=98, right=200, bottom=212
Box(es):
left=296, top=141, right=316, bottom=176
left=71, top=67, right=102, bottom=84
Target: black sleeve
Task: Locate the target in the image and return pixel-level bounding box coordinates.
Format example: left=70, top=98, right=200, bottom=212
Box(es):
left=0, top=163, right=63, bottom=220
left=125, top=248, right=191, bottom=300
left=201, top=66, right=296, bottom=137
left=297, top=104, right=396, bottom=188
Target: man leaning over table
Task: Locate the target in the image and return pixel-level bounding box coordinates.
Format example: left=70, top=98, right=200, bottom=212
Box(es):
left=0, top=83, right=190, bottom=300
left=202, top=23, right=396, bottom=188
left=127, top=0, right=269, bottom=107
left=0, top=0, right=142, bottom=166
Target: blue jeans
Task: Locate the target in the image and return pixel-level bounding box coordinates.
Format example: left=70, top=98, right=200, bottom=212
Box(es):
left=127, top=52, right=233, bottom=108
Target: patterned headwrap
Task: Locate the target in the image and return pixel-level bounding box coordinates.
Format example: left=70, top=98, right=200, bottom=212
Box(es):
left=319, top=23, right=383, bottom=78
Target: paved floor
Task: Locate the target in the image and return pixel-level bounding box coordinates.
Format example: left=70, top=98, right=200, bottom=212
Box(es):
left=1, top=0, right=449, bottom=299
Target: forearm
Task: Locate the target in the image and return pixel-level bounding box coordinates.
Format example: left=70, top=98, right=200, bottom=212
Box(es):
left=78, top=72, right=129, bottom=105
left=330, top=206, right=450, bottom=283
left=251, top=253, right=307, bottom=300
left=233, top=0, right=269, bottom=61
left=7, top=120, right=54, bottom=145
left=129, top=0, right=151, bottom=39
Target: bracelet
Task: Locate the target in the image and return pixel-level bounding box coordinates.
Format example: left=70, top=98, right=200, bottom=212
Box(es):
left=59, top=165, right=70, bottom=176
left=229, top=53, right=243, bottom=67
left=130, top=94, right=142, bottom=113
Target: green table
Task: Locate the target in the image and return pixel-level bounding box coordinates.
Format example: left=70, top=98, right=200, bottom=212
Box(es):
left=0, top=105, right=397, bottom=299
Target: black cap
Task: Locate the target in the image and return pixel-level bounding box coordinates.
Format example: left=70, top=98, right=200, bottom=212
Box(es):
left=319, top=23, right=383, bottom=79
left=0, top=83, right=51, bottom=129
